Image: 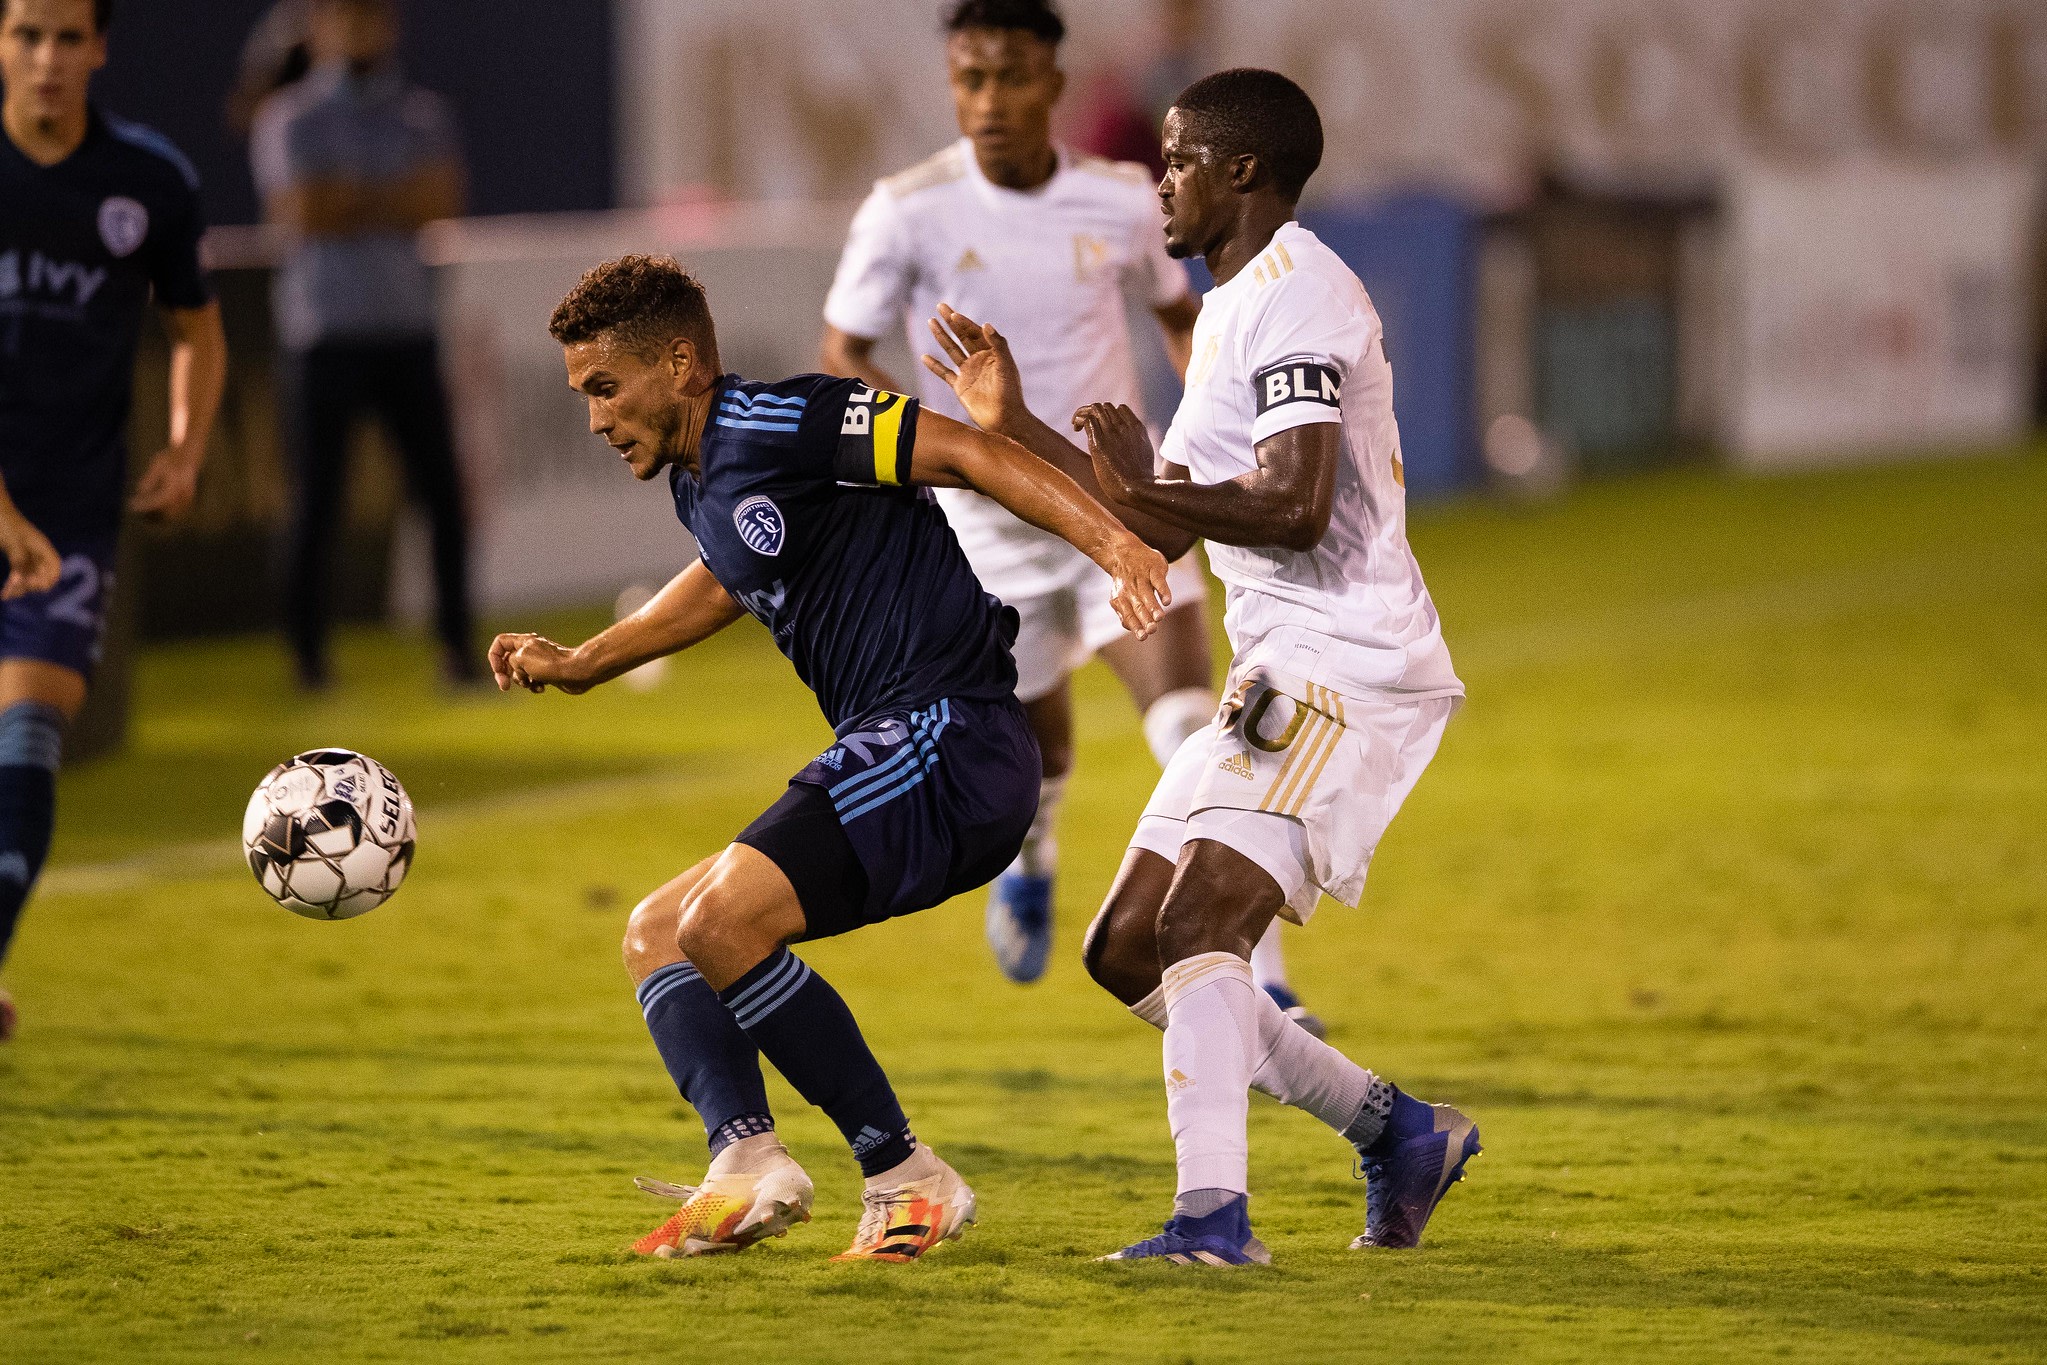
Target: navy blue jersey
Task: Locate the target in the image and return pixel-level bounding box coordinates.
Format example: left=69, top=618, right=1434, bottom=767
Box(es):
left=671, top=373, right=1019, bottom=733
left=0, top=108, right=212, bottom=540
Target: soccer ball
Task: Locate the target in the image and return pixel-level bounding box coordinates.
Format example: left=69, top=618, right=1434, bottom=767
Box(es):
left=243, top=749, right=416, bottom=920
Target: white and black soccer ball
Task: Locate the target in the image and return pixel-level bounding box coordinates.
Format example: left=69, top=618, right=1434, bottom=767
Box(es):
left=243, top=749, right=416, bottom=920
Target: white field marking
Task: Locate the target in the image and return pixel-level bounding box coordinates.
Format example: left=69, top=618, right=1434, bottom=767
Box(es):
left=40, top=770, right=713, bottom=899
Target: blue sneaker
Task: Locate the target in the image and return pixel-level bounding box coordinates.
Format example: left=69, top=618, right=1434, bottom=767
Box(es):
left=1100, top=1195, right=1271, bottom=1266
left=1354, top=1101, right=1481, bottom=1249
left=985, top=871, right=1053, bottom=984
left=1261, top=982, right=1327, bottom=1040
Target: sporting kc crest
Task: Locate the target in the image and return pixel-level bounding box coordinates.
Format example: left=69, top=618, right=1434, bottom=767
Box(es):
left=733, top=494, right=787, bottom=556
left=97, top=197, right=149, bottom=259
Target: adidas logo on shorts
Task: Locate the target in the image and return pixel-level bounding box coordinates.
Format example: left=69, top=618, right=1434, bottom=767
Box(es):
left=1217, top=751, right=1255, bottom=780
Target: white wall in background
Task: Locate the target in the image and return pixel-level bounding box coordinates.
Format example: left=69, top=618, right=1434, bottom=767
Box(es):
left=1724, top=160, right=2037, bottom=467
left=618, top=0, right=2047, bottom=210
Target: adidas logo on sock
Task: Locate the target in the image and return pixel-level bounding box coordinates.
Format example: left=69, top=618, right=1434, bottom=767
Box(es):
left=850, top=1125, right=894, bottom=1158
left=1166, top=1068, right=1195, bottom=1094
left=1217, top=751, right=1254, bottom=780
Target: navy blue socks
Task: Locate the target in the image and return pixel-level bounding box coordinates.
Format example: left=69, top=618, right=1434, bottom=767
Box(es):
left=634, top=961, right=774, bottom=1156
left=0, top=702, right=64, bottom=969
left=718, top=947, right=915, bottom=1176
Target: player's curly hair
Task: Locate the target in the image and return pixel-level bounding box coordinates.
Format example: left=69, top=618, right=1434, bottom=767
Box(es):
left=548, top=255, right=720, bottom=361
left=1171, top=68, right=1324, bottom=202
left=943, top=0, right=1064, bottom=45
left=1, top=0, right=114, bottom=29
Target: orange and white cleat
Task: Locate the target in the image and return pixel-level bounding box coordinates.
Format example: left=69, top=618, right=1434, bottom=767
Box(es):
left=831, top=1144, right=977, bottom=1263
left=630, top=1134, right=813, bottom=1258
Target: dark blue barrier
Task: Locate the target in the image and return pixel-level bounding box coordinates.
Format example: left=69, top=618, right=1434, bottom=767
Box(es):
left=1187, top=195, right=1480, bottom=497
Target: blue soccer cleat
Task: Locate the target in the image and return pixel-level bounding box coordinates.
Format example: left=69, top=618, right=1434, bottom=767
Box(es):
left=1261, top=982, right=1327, bottom=1039
left=1100, top=1195, right=1271, bottom=1266
left=1354, top=1102, right=1481, bottom=1249
left=985, top=871, right=1053, bottom=984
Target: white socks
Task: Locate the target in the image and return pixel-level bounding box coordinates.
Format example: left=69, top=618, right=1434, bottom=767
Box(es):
left=1143, top=686, right=1215, bottom=768
left=865, top=1138, right=939, bottom=1189
left=1009, top=773, right=1067, bottom=879
left=708, top=1130, right=788, bottom=1177
left=1137, top=970, right=1386, bottom=1147
left=1248, top=918, right=1289, bottom=992
left=1160, top=953, right=1260, bottom=1197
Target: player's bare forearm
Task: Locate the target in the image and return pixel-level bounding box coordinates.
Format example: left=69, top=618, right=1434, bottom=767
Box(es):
left=166, top=303, right=226, bottom=460
left=819, top=326, right=902, bottom=394
left=132, top=304, right=227, bottom=522
left=1154, top=295, right=1201, bottom=379
left=1080, top=406, right=1338, bottom=554
left=918, top=304, right=1194, bottom=557
left=995, top=409, right=1196, bottom=560
left=491, top=561, right=744, bottom=694
left=912, top=409, right=1170, bottom=637
left=397, top=161, right=465, bottom=227
left=276, top=163, right=462, bottom=239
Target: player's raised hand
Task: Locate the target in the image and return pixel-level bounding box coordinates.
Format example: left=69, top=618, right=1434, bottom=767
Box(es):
left=922, top=304, right=1029, bottom=435
left=0, top=513, right=61, bottom=600
left=1098, top=533, right=1172, bottom=641
left=1075, top=402, right=1156, bottom=500
left=129, top=447, right=203, bottom=522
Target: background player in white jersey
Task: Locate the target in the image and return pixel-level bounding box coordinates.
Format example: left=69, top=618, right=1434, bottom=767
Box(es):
left=822, top=1, right=1314, bottom=1022
left=924, top=70, right=1479, bottom=1264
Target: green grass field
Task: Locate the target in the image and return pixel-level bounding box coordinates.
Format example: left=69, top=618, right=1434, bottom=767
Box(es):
left=4, top=453, right=2045, bottom=1362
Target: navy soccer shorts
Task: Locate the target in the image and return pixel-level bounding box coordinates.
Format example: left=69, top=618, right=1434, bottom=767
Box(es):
left=737, top=696, right=1040, bottom=941
left=0, top=536, right=117, bottom=678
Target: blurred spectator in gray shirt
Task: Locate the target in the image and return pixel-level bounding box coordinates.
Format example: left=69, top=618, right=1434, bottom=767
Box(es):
left=251, top=0, right=475, bottom=689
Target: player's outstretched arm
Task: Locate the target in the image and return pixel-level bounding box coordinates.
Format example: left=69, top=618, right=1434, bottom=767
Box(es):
left=923, top=305, right=1197, bottom=559
left=1080, top=403, right=1339, bottom=554
left=912, top=410, right=1171, bottom=640
left=489, top=560, right=746, bottom=695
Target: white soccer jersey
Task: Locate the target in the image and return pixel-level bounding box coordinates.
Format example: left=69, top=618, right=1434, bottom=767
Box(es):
left=824, top=139, right=1191, bottom=597
left=1161, top=221, right=1461, bottom=702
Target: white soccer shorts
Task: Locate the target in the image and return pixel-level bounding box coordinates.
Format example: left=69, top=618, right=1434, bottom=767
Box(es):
left=1007, top=553, right=1209, bottom=704
left=1129, top=668, right=1456, bottom=924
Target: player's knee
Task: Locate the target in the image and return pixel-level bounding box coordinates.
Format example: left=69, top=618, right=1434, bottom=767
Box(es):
left=1083, top=898, right=1158, bottom=1005
left=673, top=879, right=766, bottom=964
left=1080, top=904, right=1113, bottom=987
left=622, top=892, right=680, bottom=973
left=1153, top=901, right=1214, bottom=970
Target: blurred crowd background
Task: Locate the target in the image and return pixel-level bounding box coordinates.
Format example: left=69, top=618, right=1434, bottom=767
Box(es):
left=72, top=0, right=2047, bottom=749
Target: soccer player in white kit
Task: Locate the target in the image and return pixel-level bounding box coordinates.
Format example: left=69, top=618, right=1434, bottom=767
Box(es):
left=821, top=1, right=1318, bottom=1024
left=923, top=69, right=1479, bottom=1264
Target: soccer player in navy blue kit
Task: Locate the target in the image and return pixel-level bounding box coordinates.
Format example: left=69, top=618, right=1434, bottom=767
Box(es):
left=488, top=256, right=1168, bottom=1262
left=0, top=0, right=228, bottom=1042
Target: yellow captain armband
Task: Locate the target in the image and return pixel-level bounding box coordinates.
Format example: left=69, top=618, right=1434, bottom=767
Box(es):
left=834, top=386, right=919, bottom=487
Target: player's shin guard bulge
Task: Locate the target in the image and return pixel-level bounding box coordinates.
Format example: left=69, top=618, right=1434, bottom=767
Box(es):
left=1160, top=953, right=1261, bottom=1199
left=833, top=1144, right=977, bottom=1263
left=632, top=1132, right=814, bottom=1257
